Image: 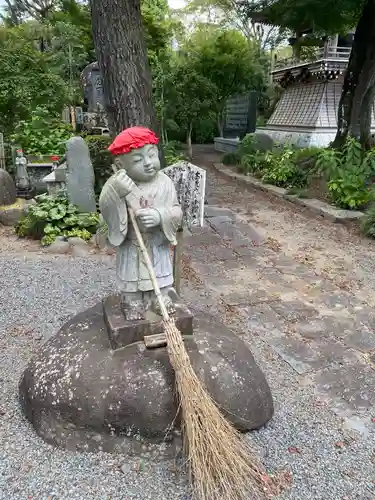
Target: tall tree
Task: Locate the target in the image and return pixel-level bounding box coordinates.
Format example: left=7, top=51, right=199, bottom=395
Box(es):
left=334, top=0, right=375, bottom=148
left=0, top=25, right=68, bottom=134
left=90, top=0, right=158, bottom=135
left=185, top=28, right=266, bottom=135
left=183, top=0, right=287, bottom=49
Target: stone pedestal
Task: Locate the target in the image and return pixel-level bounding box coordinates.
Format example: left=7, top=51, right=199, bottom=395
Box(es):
left=19, top=297, right=274, bottom=456
left=43, top=168, right=66, bottom=197
left=103, top=294, right=193, bottom=350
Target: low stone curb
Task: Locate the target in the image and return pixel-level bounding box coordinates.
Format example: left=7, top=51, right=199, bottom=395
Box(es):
left=213, top=163, right=364, bottom=223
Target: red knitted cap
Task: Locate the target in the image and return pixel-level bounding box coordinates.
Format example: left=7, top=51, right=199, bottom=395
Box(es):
left=108, top=126, right=159, bottom=156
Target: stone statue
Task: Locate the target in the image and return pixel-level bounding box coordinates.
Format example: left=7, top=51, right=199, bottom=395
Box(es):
left=65, top=136, right=96, bottom=213
left=99, top=126, right=182, bottom=320
left=15, top=150, right=30, bottom=190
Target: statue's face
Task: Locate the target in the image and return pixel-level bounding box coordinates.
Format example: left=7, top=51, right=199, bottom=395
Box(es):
left=117, top=144, right=160, bottom=183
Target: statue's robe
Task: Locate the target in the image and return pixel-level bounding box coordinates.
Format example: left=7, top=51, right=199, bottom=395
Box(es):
left=99, top=171, right=182, bottom=293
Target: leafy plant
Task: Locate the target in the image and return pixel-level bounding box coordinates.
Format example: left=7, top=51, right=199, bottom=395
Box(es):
left=238, top=134, right=258, bottom=158
left=11, top=107, right=73, bottom=156
left=222, top=152, right=240, bottom=165
left=360, top=203, right=375, bottom=237
left=262, top=150, right=306, bottom=188
left=15, top=194, right=99, bottom=246
left=162, top=140, right=185, bottom=166
left=238, top=150, right=272, bottom=176
left=316, top=137, right=375, bottom=209
left=84, top=135, right=113, bottom=192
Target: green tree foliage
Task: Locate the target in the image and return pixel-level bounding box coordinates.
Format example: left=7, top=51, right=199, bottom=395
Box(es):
left=183, top=0, right=287, bottom=49
left=185, top=28, right=266, bottom=134
left=0, top=25, right=68, bottom=134
left=165, top=57, right=217, bottom=158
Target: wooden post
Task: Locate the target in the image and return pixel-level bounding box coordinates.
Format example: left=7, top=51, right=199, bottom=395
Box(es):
left=173, top=227, right=184, bottom=296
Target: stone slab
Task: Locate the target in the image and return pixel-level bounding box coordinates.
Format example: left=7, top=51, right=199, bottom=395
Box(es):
left=208, top=219, right=254, bottom=247
left=204, top=205, right=235, bottom=219
left=103, top=294, right=193, bottom=350
left=239, top=303, right=286, bottom=340
left=266, top=336, right=359, bottom=375
left=223, top=286, right=279, bottom=307
left=337, top=326, right=375, bottom=353
left=270, top=300, right=320, bottom=322
left=293, top=319, right=333, bottom=340
left=312, top=362, right=375, bottom=411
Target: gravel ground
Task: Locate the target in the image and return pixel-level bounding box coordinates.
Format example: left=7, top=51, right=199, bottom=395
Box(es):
left=1, top=148, right=375, bottom=499
left=0, top=254, right=189, bottom=500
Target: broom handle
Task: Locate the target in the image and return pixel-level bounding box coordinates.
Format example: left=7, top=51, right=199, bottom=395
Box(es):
left=127, top=207, right=171, bottom=322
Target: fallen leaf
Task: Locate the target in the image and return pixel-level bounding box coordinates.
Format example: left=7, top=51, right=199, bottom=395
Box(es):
left=371, top=417, right=375, bottom=423
left=287, top=446, right=301, bottom=454
left=335, top=441, right=345, bottom=449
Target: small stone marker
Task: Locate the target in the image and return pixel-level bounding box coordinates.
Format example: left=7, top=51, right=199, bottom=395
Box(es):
left=0, top=168, right=17, bottom=206
left=164, top=161, right=206, bottom=228
left=164, top=161, right=206, bottom=293
left=65, top=136, right=96, bottom=213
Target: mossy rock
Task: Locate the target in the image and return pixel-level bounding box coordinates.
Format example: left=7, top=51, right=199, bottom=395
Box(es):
left=0, top=168, right=17, bottom=206
left=253, top=132, right=275, bottom=152
left=0, top=198, right=31, bottom=226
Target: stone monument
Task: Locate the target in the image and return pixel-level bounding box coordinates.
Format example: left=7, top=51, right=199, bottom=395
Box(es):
left=19, top=126, right=273, bottom=456
left=164, top=161, right=206, bottom=294
left=14, top=149, right=35, bottom=199
left=65, top=136, right=96, bottom=213
left=0, top=168, right=17, bottom=206
left=214, top=92, right=258, bottom=153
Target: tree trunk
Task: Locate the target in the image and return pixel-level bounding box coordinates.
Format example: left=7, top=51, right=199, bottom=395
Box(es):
left=360, top=85, right=375, bottom=149
left=186, top=123, right=193, bottom=160
left=217, top=113, right=224, bottom=137
left=333, top=0, right=375, bottom=148
left=90, top=0, right=158, bottom=136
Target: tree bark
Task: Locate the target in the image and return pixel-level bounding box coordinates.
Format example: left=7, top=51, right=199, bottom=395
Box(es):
left=186, top=123, right=193, bottom=160
left=333, top=0, right=375, bottom=149
left=360, top=85, right=375, bottom=149
left=90, top=0, right=158, bottom=136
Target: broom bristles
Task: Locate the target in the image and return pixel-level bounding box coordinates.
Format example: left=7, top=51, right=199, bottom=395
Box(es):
left=164, top=319, right=273, bottom=500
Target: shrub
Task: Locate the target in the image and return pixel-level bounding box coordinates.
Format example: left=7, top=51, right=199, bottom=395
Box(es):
left=222, top=152, right=240, bottom=165
left=238, top=150, right=272, bottom=177
left=262, top=150, right=307, bottom=188
left=85, top=135, right=113, bottom=192
left=15, top=194, right=99, bottom=246
left=10, top=107, right=72, bottom=156
left=162, top=140, right=185, bottom=166
left=361, top=204, right=375, bottom=237
left=316, top=138, right=375, bottom=209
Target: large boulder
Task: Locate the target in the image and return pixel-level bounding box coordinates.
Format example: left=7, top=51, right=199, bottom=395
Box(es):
left=0, top=198, right=34, bottom=226
left=0, top=168, right=17, bottom=206
left=19, top=301, right=273, bottom=454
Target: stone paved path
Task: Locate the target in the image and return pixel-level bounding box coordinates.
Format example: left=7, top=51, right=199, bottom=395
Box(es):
left=178, top=146, right=375, bottom=498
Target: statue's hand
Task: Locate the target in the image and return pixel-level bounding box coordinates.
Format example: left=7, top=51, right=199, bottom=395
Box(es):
left=113, top=170, right=135, bottom=198
left=136, top=208, right=161, bottom=228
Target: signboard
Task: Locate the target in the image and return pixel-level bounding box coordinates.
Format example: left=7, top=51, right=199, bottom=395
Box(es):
left=223, top=91, right=257, bottom=139
left=164, top=161, right=206, bottom=229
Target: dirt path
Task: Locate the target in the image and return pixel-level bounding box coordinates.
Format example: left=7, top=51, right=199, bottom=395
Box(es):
left=192, top=145, right=375, bottom=307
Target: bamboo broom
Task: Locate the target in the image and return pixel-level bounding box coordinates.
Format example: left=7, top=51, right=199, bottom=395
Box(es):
left=127, top=206, right=272, bottom=500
